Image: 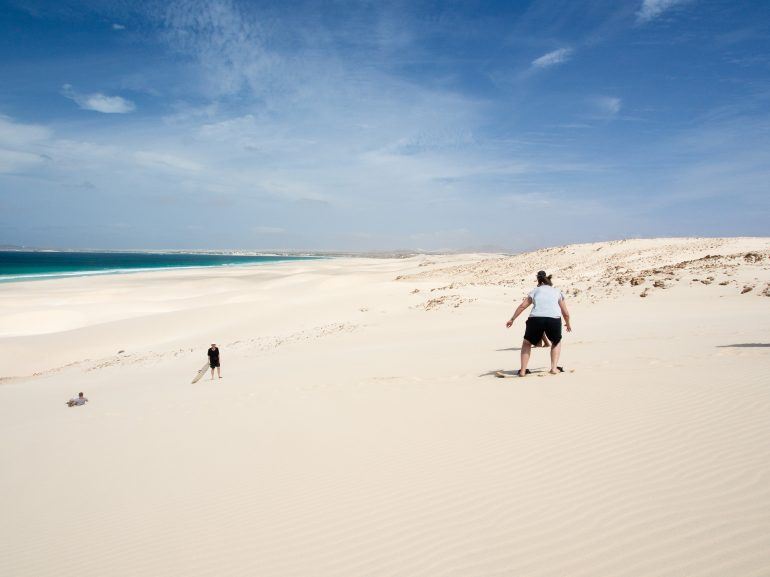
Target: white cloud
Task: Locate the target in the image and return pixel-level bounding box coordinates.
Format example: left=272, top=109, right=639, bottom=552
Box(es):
left=637, top=0, right=692, bottom=24
left=81, top=94, right=135, bottom=114
left=531, top=48, right=573, bottom=69
left=0, top=115, right=51, bottom=147
left=594, top=96, right=622, bottom=116
left=62, top=84, right=136, bottom=114
left=112, top=23, right=126, bottom=30
left=0, top=115, right=52, bottom=173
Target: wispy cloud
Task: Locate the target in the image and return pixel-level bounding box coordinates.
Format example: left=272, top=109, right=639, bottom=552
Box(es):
left=0, top=115, right=51, bottom=173
left=253, top=226, right=285, bottom=234
left=636, top=0, right=692, bottom=24
left=134, top=151, right=201, bottom=172
left=594, top=96, right=622, bottom=117
left=531, top=48, right=573, bottom=69
left=61, top=84, right=136, bottom=114
left=0, top=148, right=46, bottom=173
left=0, top=115, right=51, bottom=147
left=162, top=0, right=278, bottom=98
left=3, top=0, right=765, bottom=250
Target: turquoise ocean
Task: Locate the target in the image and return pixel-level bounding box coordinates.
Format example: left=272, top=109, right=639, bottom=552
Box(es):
left=0, top=251, right=320, bottom=282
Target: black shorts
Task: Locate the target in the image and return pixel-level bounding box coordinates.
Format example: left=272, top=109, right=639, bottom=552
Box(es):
left=523, top=317, right=562, bottom=346
left=209, top=360, right=220, bottom=368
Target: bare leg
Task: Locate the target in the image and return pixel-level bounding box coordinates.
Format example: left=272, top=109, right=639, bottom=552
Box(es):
left=210, top=367, right=214, bottom=380
left=549, top=342, right=562, bottom=374
left=217, top=367, right=222, bottom=379
left=520, top=340, right=532, bottom=376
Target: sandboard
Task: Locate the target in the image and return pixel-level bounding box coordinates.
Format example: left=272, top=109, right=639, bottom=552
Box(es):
left=191, top=362, right=211, bottom=384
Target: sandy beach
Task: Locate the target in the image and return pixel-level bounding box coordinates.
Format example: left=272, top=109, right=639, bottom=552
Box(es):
left=1, top=237, right=769, bottom=577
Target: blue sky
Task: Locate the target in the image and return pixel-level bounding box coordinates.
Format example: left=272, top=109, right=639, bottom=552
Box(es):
left=0, top=0, right=768, bottom=251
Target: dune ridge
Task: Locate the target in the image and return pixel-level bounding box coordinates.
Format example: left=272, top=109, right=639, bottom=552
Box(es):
left=398, top=237, right=770, bottom=303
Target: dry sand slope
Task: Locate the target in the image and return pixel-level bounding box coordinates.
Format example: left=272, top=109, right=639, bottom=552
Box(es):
left=1, top=237, right=769, bottom=577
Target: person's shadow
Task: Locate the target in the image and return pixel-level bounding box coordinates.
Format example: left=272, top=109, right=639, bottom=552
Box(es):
left=717, top=343, right=770, bottom=348
left=479, top=369, right=538, bottom=377
left=481, top=347, right=522, bottom=376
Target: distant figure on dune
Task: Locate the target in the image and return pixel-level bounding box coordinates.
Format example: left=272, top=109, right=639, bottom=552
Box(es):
left=66, top=392, right=88, bottom=407
left=208, top=343, right=222, bottom=380
left=506, top=270, right=572, bottom=376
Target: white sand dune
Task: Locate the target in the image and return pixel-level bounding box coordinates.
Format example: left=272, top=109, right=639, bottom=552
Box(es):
left=1, top=237, right=769, bottom=577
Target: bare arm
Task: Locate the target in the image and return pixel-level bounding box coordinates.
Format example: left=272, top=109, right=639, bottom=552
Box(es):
left=559, top=299, right=572, bottom=332
left=506, top=297, right=532, bottom=328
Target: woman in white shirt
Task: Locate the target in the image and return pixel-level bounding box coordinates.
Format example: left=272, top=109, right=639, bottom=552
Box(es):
left=505, top=270, right=572, bottom=376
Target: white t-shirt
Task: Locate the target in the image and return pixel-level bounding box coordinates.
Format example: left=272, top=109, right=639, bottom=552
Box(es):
left=70, top=396, right=88, bottom=406
left=528, top=285, right=565, bottom=318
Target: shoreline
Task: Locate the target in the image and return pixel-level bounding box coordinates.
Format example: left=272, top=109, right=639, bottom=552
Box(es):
left=0, top=254, right=327, bottom=284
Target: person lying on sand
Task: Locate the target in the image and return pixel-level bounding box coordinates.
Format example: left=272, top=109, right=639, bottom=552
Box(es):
left=505, top=270, right=572, bottom=376
left=66, top=392, right=88, bottom=407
